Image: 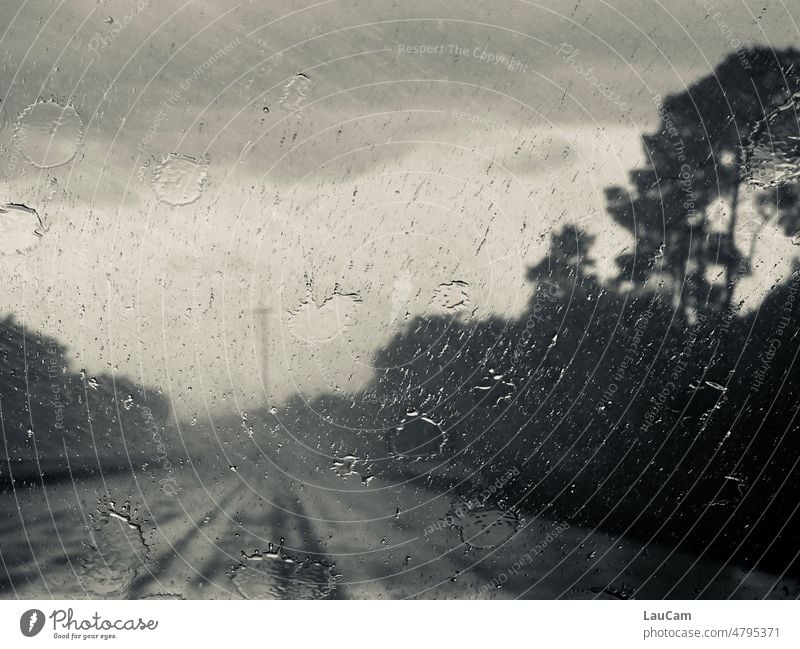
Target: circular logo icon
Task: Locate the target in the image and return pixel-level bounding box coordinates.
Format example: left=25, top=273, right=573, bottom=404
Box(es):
left=20, top=609, right=45, bottom=637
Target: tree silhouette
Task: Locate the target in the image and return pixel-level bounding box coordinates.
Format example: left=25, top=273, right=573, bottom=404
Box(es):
left=0, top=314, right=171, bottom=487
left=606, top=47, right=800, bottom=315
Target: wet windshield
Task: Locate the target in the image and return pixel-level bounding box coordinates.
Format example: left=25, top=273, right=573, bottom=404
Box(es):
left=2, top=0, right=800, bottom=601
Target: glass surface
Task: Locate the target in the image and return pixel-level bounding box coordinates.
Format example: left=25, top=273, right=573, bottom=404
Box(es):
left=1, top=0, right=800, bottom=600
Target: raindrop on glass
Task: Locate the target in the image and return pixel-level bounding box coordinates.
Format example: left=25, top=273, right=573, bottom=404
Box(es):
left=15, top=100, right=83, bottom=168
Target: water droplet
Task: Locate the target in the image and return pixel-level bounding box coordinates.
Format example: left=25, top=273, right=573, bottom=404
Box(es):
left=78, top=499, right=149, bottom=597
left=330, top=455, right=359, bottom=479
left=453, top=509, right=520, bottom=549
left=287, top=290, right=361, bottom=343
left=743, top=91, right=800, bottom=188
left=151, top=153, right=209, bottom=206
left=278, top=73, right=312, bottom=115
left=240, top=411, right=254, bottom=438
left=230, top=550, right=336, bottom=599
left=430, top=280, right=470, bottom=313
left=389, top=416, right=446, bottom=458
left=15, top=100, right=83, bottom=168
left=707, top=475, right=746, bottom=507
left=0, top=203, right=46, bottom=254
left=590, top=583, right=635, bottom=600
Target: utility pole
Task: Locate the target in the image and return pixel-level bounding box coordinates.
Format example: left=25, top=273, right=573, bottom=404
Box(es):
left=254, top=304, right=271, bottom=401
